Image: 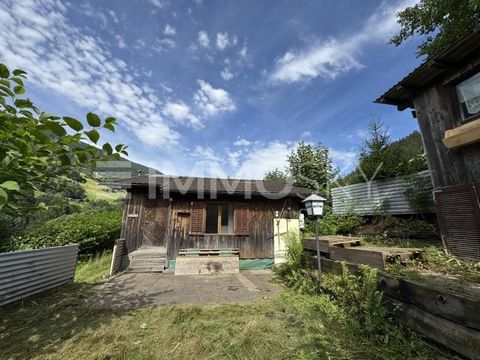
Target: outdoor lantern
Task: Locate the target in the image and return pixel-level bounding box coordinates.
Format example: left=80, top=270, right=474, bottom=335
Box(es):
left=302, top=194, right=326, bottom=217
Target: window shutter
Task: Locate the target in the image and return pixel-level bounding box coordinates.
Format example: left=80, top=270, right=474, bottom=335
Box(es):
left=190, top=202, right=206, bottom=235
left=234, top=203, right=250, bottom=236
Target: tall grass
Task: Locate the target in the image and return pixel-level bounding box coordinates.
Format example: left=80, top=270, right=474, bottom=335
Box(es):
left=74, top=251, right=112, bottom=283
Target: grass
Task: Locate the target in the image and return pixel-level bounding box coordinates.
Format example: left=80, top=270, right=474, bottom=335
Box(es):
left=0, top=285, right=449, bottom=360
left=74, top=251, right=113, bottom=283
left=82, top=178, right=125, bottom=202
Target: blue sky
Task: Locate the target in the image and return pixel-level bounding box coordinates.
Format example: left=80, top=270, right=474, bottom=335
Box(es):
left=0, top=0, right=424, bottom=179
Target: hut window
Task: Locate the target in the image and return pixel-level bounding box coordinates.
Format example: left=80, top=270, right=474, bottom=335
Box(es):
left=456, top=72, right=480, bottom=121
left=205, top=204, right=234, bottom=234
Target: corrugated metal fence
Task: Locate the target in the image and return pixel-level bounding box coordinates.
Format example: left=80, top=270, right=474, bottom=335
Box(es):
left=0, top=244, right=79, bottom=306
left=332, top=171, right=433, bottom=215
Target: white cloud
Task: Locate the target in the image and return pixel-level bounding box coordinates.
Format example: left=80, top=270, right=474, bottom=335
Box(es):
left=152, top=38, right=175, bottom=52
left=216, top=32, right=238, bottom=50
left=270, top=0, right=416, bottom=83
left=197, top=30, right=209, bottom=47
left=149, top=0, right=166, bottom=8
left=162, top=101, right=202, bottom=128
left=220, top=67, right=234, bottom=81
left=233, top=138, right=251, bottom=146
left=239, top=46, right=247, bottom=59
left=192, top=146, right=227, bottom=178
left=329, top=148, right=357, bottom=174
left=133, top=118, right=181, bottom=147
left=216, top=32, right=229, bottom=50
left=235, top=141, right=295, bottom=179
left=164, top=24, right=176, bottom=36
left=115, top=34, right=127, bottom=49
left=0, top=0, right=181, bottom=147
left=193, top=80, right=236, bottom=117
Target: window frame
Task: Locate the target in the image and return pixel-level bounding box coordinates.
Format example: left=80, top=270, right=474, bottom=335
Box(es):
left=205, top=203, right=234, bottom=235
left=455, top=70, right=480, bottom=123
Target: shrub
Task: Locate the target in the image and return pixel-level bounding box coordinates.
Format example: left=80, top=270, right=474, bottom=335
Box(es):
left=321, top=264, right=387, bottom=336
left=11, top=209, right=122, bottom=255
left=315, top=206, right=364, bottom=236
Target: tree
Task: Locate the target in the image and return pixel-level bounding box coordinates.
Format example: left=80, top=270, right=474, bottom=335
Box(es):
left=357, top=119, right=396, bottom=181
left=0, top=63, right=128, bottom=214
left=264, top=168, right=289, bottom=182
left=391, top=0, right=480, bottom=57
left=286, top=141, right=336, bottom=195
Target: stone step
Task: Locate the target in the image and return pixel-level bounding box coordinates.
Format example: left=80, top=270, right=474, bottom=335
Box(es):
left=129, top=258, right=167, bottom=266
left=128, top=254, right=167, bottom=261
left=127, top=266, right=165, bottom=273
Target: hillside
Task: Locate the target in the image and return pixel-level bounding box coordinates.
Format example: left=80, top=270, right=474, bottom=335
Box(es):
left=92, top=157, right=162, bottom=182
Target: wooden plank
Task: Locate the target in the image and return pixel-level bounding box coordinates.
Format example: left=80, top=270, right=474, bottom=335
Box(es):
left=378, top=273, right=480, bottom=332
left=329, top=247, right=386, bottom=269
left=394, top=302, right=480, bottom=360
left=443, top=117, right=480, bottom=149
left=303, top=236, right=362, bottom=253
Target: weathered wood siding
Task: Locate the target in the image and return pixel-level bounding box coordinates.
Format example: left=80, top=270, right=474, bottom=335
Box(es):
left=121, top=190, right=300, bottom=260
left=414, top=80, right=480, bottom=189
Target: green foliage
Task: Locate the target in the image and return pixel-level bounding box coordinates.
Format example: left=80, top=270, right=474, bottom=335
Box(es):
left=283, top=231, right=304, bottom=266
left=340, top=128, right=428, bottom=185
left=10, top=209, right=122, bottom=255
left=274, top=232, right=322, bottom=294
left=319, top=207, right=364, bottom=236
left=287, top=141, right=337, bottom=194
left=83, top=199, right=122, bottom=212
left=321, top=264, right=397, bottom=342
left=264, top=168, right=289, bottom=182
left=0, top=63, right=128, bottom=215
left=389, top=245, right=480, bottom=284
left=391, top=0, right=480, bottom=57
left=404, top=174, right=434, bottom=212
left=39, top=177, right=87, bottom=201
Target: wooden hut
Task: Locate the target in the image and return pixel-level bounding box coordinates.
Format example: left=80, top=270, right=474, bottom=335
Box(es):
left=116, top=175, right=313, bottom=272
left=376, top=28, right=480, bottom=260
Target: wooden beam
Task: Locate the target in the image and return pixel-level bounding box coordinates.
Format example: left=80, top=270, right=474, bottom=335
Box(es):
left=443, top=118, right=480, bottom=149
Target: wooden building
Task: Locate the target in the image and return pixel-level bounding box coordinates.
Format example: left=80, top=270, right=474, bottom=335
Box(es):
left=117, top=175, right=313, bottom=271
left=376, top=28, right=480, bottom=260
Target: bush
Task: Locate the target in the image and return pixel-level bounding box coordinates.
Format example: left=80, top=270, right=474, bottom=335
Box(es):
left=303, top=206, right=364, bottom=236
left=321, top=264, right=388, bottom=337
left=11, top=209, right=122, bottom=255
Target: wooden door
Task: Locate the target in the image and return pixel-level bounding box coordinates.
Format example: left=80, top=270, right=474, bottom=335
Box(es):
left=141, top=199, right=168, bottom=247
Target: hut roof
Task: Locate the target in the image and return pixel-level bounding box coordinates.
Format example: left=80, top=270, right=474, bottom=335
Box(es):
left=376, top=27, right=480, bottom=110
left=116, top=175, right=315, bottom=198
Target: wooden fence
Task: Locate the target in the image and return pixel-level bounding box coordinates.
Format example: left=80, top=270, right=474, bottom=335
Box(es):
left=0, top=244, right=79, bottom=306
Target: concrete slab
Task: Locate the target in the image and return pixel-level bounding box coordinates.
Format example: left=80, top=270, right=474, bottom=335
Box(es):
left=90, top=270, right=281, bottom=309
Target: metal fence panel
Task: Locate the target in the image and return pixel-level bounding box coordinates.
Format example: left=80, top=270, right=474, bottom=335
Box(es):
left=0, top=244, right=79, bottom=305
left=332, top=171, right=433, bottom=215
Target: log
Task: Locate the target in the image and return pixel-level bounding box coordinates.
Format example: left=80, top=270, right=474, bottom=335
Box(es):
left=395, top=302, right=480, bottom=360
left=378, top=274, right=480, bottom=332
left=329, top=247, right=386, bottom=269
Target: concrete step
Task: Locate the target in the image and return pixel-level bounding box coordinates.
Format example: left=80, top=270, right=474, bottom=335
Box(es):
left=129, top=259, right=167, bottom=266
left=127, top=266, right=165, bottom=273
left=128, top=254, right=167, bottom=261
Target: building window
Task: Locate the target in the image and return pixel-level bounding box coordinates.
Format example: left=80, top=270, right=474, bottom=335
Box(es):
left=456, top=71, right=480, bottom=122
left=205, top=204, right=234, bottom=234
